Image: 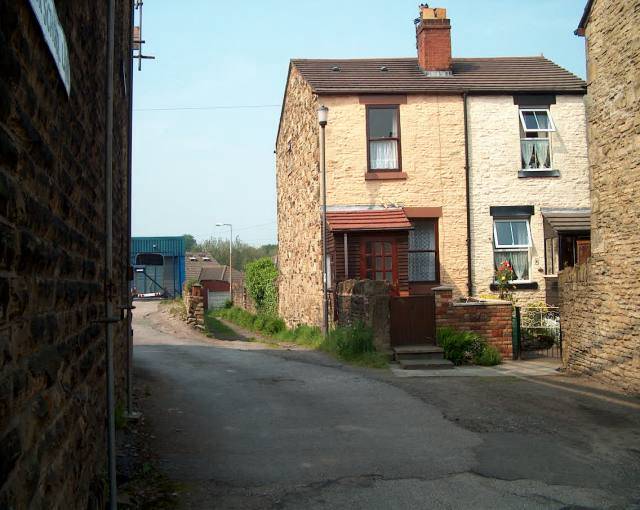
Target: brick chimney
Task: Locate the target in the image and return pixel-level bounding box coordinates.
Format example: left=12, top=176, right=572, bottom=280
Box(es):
left=416, top=5, right=452, bottom=76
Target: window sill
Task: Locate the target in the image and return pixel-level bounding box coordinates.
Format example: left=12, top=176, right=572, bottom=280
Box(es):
left=365, top=172, right=407, bottom=181
left=518, top=169, right=560, bottom=178
left=490, top=281, right=539, bottom=291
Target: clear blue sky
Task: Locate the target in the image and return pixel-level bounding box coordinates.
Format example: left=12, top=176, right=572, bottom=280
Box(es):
left=132, top=0, right=587, bottom=246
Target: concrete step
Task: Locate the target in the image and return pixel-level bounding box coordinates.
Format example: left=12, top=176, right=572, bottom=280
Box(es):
left=397, top=358, right=454, bottom=370
left=393, top=345, right=445, bottom=361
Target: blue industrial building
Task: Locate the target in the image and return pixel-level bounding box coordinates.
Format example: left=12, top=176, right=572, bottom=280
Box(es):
left=130, top=237, right=186, bottom=298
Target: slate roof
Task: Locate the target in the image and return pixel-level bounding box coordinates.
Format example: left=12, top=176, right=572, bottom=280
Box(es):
left=327, top=209, right=413, bottom=232
left=291, top=56, right=586, bottom=94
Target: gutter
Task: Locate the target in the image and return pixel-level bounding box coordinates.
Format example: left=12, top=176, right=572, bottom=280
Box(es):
left=463, top=92, right=473, bottom=297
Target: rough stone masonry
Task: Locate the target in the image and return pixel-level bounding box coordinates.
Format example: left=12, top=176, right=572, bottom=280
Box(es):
left=0, top=1, right=132, bottom=508
left=560, top=0, right=640, bottom=395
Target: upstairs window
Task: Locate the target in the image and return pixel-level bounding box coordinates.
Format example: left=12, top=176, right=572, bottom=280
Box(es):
left=367, top=106, right=401, bottom=171
left=493, top=219, right=532, bottom=281
left=519, top=108, right=555, bottom=170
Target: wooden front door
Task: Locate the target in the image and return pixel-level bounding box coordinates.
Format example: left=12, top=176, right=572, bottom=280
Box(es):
left=390, top=295, right=436, bottom=346
left=360, top=238, right=399, bottom=295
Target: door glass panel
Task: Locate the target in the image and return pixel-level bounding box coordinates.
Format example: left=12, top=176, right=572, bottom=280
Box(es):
left=376, top=271, right=384, bottom=281
left=384, top=242, right=392, bottom=254
left=385, top=256, right=393, bottom=270
left=375, top=257, right=382, bottom=270
left=385, top=272, right=393, bottom=282
left=375, top=243, right=383, bottom=255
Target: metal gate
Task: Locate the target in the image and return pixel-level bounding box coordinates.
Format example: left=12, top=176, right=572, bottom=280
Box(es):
left=207, top=290, right=228, bottom=310
left=512, top=305, right=562, bottom=359
left=390, top=295, right=436, bottom=346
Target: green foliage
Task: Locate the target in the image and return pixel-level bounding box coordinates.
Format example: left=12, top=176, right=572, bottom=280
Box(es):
left=224, top=299, right=233, bottom=309
left=436, top=327, right=486, bottom=365
left=474, top=345, right=503, bottom=366
left=197, top=236, right=278, bottom=269
left=274, top=324, right=324, bottom=347
left=204, top=311, right=235, bottom=338
left=245, top=257, right=278, bottom=316
left=216, top=307, right=286, bottom=337
left=185, top=278, right=198, bottom=292
left=320, top=323, right=387, bottom=368
left=183, top=234, right=198, bottom=252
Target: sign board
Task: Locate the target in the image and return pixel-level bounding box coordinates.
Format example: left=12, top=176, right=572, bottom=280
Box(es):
left=28, top=0, right=71, bottom=95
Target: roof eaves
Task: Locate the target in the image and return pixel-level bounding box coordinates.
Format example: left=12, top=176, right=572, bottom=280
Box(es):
left=575, top=0, right=594, bottom=35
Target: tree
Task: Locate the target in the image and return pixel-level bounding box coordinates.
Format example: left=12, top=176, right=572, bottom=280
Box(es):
left=198, top=236, right=277, bottom=270
left=245, top=257, right=278, bottom=316
left=183, top=234, right=198, bottom=252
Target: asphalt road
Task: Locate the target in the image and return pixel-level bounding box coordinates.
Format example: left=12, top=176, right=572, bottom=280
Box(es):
left=133, top=300, right=640, bottom=509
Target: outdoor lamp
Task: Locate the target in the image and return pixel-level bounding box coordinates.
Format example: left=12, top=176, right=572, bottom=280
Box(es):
left=318, top=105, right=328, bottom=126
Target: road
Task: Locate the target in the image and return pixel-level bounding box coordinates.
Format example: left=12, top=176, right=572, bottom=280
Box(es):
left=133, top=300, right=640, bottom=509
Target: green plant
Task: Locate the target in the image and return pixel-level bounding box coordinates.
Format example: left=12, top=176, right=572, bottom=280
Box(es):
left=185, top=278, right=199, bottom=292
left=244, top=257, right=278, bottom=316
left=223, top=299, right=233, bottom=309
left=494, top=260, right=516, bottom=301
left=474, top=345, right=502, bottom=366
left=436, top=327, right=487, bottom=365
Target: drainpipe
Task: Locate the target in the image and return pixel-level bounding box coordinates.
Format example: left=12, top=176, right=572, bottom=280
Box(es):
left=104, top=0, right=118, bottom=507
left=125, top=0, right=136, bottom=418
left=463, top=92, right=473, bottom=297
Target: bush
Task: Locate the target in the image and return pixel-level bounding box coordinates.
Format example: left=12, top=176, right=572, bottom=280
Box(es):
left=436, top=327, right=487, bottom=365
left=245, top=258, right=278, bottom=316
left=325, top=322, right=375, bottom=359
left=223, top=299, right=233, bottom=309
left=185, top=278, right=199, bottom=292
left=474, top=345, right=502, bottom=366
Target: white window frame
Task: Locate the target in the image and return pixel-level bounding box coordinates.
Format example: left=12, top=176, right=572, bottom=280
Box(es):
left=493, top=219, right=532, bottom=249
left=493, top=219, right=532, bottom=283
left=519, top=108, right=556, bottom=133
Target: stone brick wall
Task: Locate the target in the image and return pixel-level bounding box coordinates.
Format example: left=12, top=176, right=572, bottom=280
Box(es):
left=467, top=95, right=589, bottom=303
left=559, top=0, right=640, bottom=395
left=231, top=278, right=256, bottom=314
left=276, top=66, right=323, bottom=327
left=336, top=280, right=391, bottom=351
left=434, top=287, right=513, bottom=358
left=320, top=93, right=468, bottom=296
left=0, top=1, right=132, bottom=508
left=183, top=285, right=205, bottom=328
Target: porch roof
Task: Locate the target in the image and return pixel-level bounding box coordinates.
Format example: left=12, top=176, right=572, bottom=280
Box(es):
left=541, top=208, right=591, bottom=232
left=327, top=209, right=412, bottom=232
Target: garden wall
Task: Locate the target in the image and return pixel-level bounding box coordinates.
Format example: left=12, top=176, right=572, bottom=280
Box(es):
left=336, top=280, right=391, bottom=351
left=231, top=278, right=256, bottom=314
left=434, top=286, right=513, bottom=358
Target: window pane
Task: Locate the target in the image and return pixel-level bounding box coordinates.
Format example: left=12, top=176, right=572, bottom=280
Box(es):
left=535, top=111, right=550, bottom=130
left=368, top=108, right=398, bottom=138
left=494, top=250, right=529, bottom=280
left=375, top=257, right=382, bottom=270
left=375, top=271, right=384, bottom=281
left=409, top=221, right=435, bottom=250
left=370, top=140, right=398, bottom=169
left=495, top=222, right=514, bottom=246
left=522, top=111, right=538, bottom=130
left=385, top=256, right=393, bottom=270
left=409, top=252, right=436, bottom=281
left=511, top=221, right=530, bottom=245
left=384, top=242, right=392, bottom=254
left=385, top=272, right=393, bottom=282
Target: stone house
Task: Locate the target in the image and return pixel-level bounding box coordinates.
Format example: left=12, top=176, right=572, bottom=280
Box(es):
left=276, top=5, right=589, bottom=327
left=560, top=0, right=640, bottom=394
left=1, top=1, right=132, bottom=508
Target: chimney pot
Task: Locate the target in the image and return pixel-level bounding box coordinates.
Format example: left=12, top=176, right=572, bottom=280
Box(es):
left=416, top=5, right=452, bottom=75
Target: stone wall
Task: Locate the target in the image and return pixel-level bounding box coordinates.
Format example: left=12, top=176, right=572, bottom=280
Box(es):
left=231, top=278, right=256, bottom=314
left=183, top=285, right=205, bottom=328
left=276, top=66, right=322, bottom=327
left=0, top=1, right=132, bottom=508
left=320, top=93, right=468, bottom=297
left=434, top=287, right=513, bottom=358
left=467, top=94, right=589, bottom=303
left=335, top=280, right=391, bottom=352
left=559, top=0, right=640, bottom=395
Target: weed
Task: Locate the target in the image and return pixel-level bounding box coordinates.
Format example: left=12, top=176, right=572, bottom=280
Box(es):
left=474, top=345, right=502, bottom=366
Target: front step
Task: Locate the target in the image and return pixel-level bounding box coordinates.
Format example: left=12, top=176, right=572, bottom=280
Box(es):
left=397, top=358, right=454, bottom=370
left=392, top=345, right=454, bottom=370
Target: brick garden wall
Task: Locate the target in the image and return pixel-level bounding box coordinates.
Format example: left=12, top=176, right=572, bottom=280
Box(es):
left=434, top=287, right=513, bottom=358
left=559, top=0, right=640, bottom=395
left=0, top=1, right=132, bottom=508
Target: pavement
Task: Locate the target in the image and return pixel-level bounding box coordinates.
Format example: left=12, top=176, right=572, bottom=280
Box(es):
left=133, top=300, right=640, bottom=509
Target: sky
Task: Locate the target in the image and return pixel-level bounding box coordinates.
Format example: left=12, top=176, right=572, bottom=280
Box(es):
left=132, top=0, right=588, bottom=246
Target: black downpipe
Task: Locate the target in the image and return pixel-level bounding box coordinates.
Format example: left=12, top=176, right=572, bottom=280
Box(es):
left=463, top=92, right=473, bottom=297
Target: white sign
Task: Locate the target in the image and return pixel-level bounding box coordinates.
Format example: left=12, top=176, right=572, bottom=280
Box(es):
left=28, top=0, right=71, bottom=95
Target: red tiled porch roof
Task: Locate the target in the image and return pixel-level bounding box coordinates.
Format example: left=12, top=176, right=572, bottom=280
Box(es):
left=326, top=209, right=412, bottom=232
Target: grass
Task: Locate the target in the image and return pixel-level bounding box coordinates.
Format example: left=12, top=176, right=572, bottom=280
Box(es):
left=213, top=307, right=388, bottom=369
left=160, top=298, right=186, bottom=320
left=204, top=312, right=236, bottom=338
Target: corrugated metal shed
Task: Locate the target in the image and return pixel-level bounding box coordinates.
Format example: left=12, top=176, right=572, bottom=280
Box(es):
left=130, top=236, right=186, bottom=297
